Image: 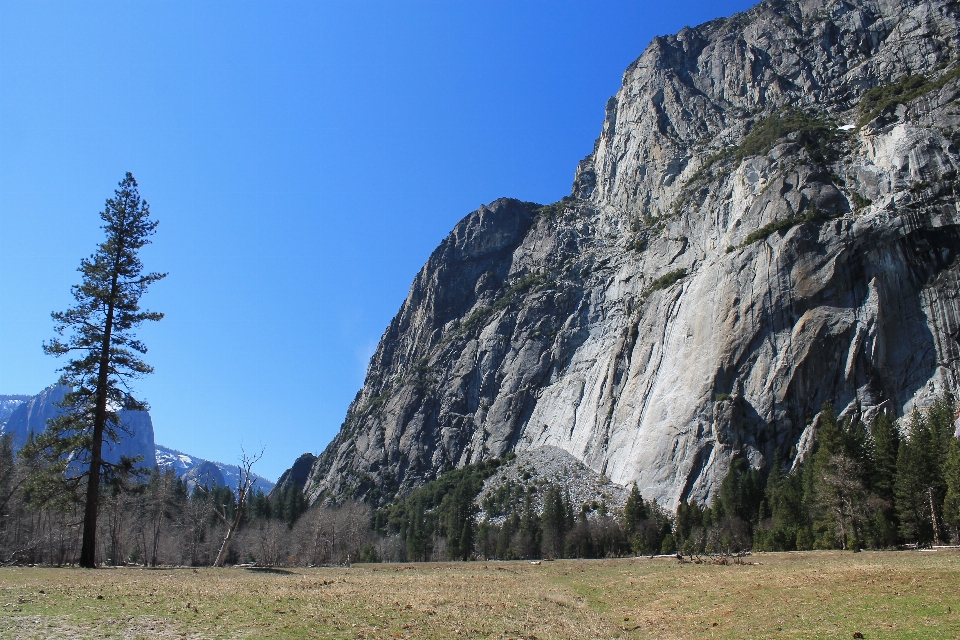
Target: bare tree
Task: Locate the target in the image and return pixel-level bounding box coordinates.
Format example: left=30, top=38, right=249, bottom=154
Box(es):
left=184, top=491, right=211, bottom=566
left=146, top=470, right=177, bottom=566
left=307, top=500, right=372, bottom=566
left=207, top=448, right=263, bottom=567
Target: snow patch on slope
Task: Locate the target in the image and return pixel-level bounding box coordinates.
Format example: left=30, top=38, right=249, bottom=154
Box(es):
left=155, top=444, right=275, bottom=493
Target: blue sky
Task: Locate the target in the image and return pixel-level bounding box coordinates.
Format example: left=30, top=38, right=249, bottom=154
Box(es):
left=0, top=0, right=757, bottom=482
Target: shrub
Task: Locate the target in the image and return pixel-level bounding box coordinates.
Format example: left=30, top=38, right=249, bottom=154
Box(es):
left=735, top=108, right=844, bottom=164
left=740, top=203, right=835, bottom=248
left=858, top=64, right=960, bottom=127
left=685, top=107, right=845, bottom=188
left=536, top=202, right=566, bottom=220
left=849, top=192, right=872, bottom=209
left=457, top=273, right=547, bottom=336
left=460, top=306, right=493, bottom=334
left=641, top=269, right=687, bottom=299
left=660, top=533, right=677, bottom=555
left=742, top=216, right=800, bottom=246
left=359, top=543, right=378, bottom=563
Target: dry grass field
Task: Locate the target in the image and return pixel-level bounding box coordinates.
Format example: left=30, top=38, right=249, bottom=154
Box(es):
left=0, top=550, right=957, bottom=639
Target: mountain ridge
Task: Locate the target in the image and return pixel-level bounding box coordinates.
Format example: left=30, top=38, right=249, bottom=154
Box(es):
left=155, top=444, right=275, bottom=494
left=0, top=386, right=275, bottom=493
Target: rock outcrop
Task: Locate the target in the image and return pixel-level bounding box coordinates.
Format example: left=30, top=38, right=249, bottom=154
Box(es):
left=2, top=385, right=157, bottom=468
left=475, top=447, right=631, bottom=523
left=271, top=453, right=317, bottom=497
left=181, top=461, right=227, bottom=491
left=300, top=0, right=960, bottom=510
left=0, top=395, right=31, bottom=430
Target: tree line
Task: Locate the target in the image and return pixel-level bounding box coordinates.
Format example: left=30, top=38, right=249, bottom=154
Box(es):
left=368, top=394, right=960, bottom=561
left=719, top=395, right=960, bottom=553
left=0, top=439, right=379, bottom=567
left=2, top=393, right=959, bottom=566
left=366, top=395, right=960, bottom=561
left=373, top=456, right=675, bottom=562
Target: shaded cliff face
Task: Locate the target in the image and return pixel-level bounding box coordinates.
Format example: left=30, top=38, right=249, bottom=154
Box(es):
left=2, top=385, right=157, bottom=468
left=304, top=0, right=960, bottom=509
left=0, top=396, right=31, bottom=430
left=271, top=453, right=318, bottom=496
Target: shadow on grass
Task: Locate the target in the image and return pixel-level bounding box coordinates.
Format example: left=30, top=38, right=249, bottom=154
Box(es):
left=244, top=567, right=297, bottom=575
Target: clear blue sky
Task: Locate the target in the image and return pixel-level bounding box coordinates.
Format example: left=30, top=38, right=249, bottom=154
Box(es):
left=0, top=0, right=757, bottom=482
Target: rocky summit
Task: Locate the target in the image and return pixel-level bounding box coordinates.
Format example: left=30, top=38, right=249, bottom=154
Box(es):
left=299, top=0, right=960, bottom=510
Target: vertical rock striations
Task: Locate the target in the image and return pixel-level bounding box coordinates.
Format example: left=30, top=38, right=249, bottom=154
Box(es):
left=2, top=385, right=158, bottom=468
left=303, top=0, right=960, bottom=509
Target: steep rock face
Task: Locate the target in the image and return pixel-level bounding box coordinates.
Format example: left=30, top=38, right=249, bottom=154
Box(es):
left=303, top=0, right=960, bottom=509
left=2, top=385, right=157, bottom=468
left=271, top=453, right=317, bottom=496
left=0, top=395, right=31, bottom=430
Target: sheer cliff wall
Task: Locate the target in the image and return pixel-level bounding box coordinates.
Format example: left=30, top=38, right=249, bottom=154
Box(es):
left=301, top=0, right=960, bottom=509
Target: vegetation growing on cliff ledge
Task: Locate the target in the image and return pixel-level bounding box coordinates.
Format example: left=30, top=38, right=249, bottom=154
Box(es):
left=641, top=268, right=687, bottom=299
left=458, top=272, right=548, bottom=335
left=736, top=108, right=845, bottom=164
left=858, top=63, right=960, bottom=126
left=739, top=203, right=836, bottom=248
left=686, top=108, right=845, bottom=190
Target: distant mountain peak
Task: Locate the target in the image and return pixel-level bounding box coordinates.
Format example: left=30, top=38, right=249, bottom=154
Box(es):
left=155, top=444, right=275, bottom=494
left=0, top=387, right=275, bottom=495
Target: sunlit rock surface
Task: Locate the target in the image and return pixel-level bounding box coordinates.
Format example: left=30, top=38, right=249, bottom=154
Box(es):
left=299, top=0, right=960, bottom=509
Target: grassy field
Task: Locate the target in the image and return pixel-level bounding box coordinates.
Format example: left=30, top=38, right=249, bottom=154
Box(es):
left=0, top=550, right=957, bottom=639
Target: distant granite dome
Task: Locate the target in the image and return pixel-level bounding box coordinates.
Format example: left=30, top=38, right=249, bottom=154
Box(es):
left=284, top=0, right=960, bottom=509
left=0, top=387, right=277, bottom=493
left=182, top=460, right=227, bottom=491
left=2, top=385, right=156, bottom=468
left=155, top=444, right=275, bottom=494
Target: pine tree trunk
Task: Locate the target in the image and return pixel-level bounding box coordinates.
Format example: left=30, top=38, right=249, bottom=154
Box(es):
left=78, top=239, right=123, bottom=568
left=78, top=374, right=108, bottom=567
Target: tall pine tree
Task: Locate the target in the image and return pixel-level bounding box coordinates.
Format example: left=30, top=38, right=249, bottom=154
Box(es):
left=895, top=409, right=936, bottom=545
left=870, top=411, right=900, bottom=546
left=21, top=173, right=165, bottom=568
left=942, top=435, right=960, bottom=533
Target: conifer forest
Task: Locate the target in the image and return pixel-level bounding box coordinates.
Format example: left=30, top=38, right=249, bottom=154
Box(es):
left=1, top=396, right=959, bottom=566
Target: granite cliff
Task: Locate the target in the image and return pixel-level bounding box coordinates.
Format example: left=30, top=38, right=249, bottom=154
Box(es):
left=2, top=385, right=157, bottom=468
left=301, top=0, right=960, bottom=509
left=0, top=395, right=30, bottom=430
left=0, top=387, right=276, bottom=492
left=271, top=453, right=318, bottom=496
